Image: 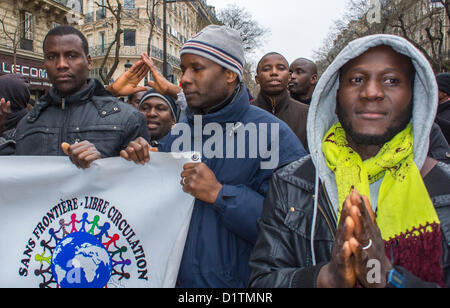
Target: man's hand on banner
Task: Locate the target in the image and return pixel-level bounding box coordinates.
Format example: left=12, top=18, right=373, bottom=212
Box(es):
left=181, top=163, right=223, bottom=204
left=61, top=141, right=102, bottom=169
left=120, top=137, right=158, bottom=164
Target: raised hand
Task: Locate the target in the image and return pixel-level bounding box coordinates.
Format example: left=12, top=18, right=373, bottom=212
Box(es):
left=347, top=190, right=392, bottom=288
left=317, top=196, right=357, bottom=288
left=141, top=53, right=181, bottom=99
left=106, top=60, right=150, bottom=97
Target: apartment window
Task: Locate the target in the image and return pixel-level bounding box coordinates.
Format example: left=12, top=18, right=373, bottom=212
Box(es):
left=124, top=0, right=135, bottom=9
left=123, top=29, right=136, bottom=46
left=87, top=34, right=93, bottom=52
left=21, top=11, right=33, bottom=41
left=99, top=31, right=105, bottom=53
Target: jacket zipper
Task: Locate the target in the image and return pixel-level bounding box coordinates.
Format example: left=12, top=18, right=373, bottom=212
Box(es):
left=60, top=98, right=69, bottom=152
left=322, top=185, right=338, bottom=225
left=270, top=97, right=276, bottom=114
left=316, top=185, right=338, bottom=240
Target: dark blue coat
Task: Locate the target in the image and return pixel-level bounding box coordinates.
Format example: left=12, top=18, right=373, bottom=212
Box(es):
left=159, top=84, right=306, bottom=287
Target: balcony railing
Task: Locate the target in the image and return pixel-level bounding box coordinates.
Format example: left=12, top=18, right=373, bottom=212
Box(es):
left=89, top=44, right=181, bottom=67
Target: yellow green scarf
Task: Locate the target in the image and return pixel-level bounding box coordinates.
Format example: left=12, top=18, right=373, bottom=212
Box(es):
left=322, top=122, right=439, bottom=241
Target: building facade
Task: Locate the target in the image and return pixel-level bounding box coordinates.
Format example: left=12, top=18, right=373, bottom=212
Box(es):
left=78, top=0, right=217, bottom=86
left=0, top=0, right=77, bottom=99
left=0, top=0, right=217, bottom=99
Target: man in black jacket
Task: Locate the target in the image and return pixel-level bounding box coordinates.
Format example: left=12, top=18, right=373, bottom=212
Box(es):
left=252, top=53, right=309, bottom=150
left=249, top=35, right=450, bottom=288
left=14, top=26, right=150, bottom=168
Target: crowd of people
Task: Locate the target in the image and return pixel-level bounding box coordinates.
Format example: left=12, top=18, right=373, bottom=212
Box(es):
left=0, top=24, right=449, bottom=288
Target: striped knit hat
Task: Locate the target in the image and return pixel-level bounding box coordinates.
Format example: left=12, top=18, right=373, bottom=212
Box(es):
left=180, top=25, right=245, bottom=81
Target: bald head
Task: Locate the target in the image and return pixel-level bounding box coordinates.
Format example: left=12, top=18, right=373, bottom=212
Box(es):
left=288, top=58, right=318, bottom=103
left=291, top=58, right=317, bottom=75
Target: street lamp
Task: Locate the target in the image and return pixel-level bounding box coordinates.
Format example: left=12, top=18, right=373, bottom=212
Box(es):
left=124, top=59, right=132, bottom=71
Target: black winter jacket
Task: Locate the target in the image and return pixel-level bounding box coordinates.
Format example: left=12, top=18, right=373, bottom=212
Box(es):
left=15, top=79, right=150, bottom=156
left=249, top=156, right=450, bottom=288
left=436, top=100, right=450, bottom=145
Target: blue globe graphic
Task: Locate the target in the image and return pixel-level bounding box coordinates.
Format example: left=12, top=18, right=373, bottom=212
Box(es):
left=51, top=232, right=112, bottom=288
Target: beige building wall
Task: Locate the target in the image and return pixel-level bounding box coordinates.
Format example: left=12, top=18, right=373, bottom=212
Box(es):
left=0, top=0, right=75, bottom=97
left=0, top=0, right=73, bottom=59
left=78, top=0, right=217, bottom=86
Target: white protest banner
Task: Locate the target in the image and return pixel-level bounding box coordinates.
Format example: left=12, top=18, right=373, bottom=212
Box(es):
left=0, top=152, right=197, bottom=288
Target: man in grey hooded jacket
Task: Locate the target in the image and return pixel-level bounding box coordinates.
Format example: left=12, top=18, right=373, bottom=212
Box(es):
left=249, top=34, right=450, bottom=288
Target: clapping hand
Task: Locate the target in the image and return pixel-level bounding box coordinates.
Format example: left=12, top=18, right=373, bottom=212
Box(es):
left=347, top=190, right=393, bottom=288
left=318, top=189, right=393, bottom=288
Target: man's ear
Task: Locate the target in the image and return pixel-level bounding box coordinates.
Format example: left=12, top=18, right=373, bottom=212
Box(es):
left=311, top=74, right=318, bottom=85
left=335, top=91, right=340, bottom=116
left=255, top=74, right=260, bottom=85
left=87, top=55, right=93, bottom=71
left=225, top=70, right=239, bottom=85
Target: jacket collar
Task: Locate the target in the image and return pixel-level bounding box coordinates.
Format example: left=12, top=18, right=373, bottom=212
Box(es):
left=255, top=90, right=290, bottom=114
left=45, top=78, right=100, bottom=107
left=27, top=79, right=119, bottom=123
left=186, top=83, right=250, bottom=125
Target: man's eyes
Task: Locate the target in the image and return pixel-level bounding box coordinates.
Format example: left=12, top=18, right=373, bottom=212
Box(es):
left=348, top=77, right=400, bottom=85
left=350, top=77, right=364, bottom=84
left=384, top=78, right=400, bottom=85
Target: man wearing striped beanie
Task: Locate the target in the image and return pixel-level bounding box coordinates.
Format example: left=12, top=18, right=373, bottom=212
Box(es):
left=121, top=25, right=306, bottom=288
left=177, top=25, right=246, bottom=114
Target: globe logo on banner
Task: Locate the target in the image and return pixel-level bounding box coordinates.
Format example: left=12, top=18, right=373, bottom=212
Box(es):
left=51, top=232, right=112, bottom=288
left=20, top=196, right=149, bottom=288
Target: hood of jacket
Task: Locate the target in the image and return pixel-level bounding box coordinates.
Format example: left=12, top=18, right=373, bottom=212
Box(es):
left=307, top=34, right=438, bottom=210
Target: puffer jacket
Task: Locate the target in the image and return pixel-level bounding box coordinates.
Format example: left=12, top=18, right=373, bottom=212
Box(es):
left=249, top=156, right=450, bottom=288
left=15, top=79, right=150, bottom=157
left=159, top=83, right=306, bottom=288
left=436, top=100, right=450, bottom=145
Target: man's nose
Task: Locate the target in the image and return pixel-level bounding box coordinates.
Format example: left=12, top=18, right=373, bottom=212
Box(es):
left=56, top=56, right=69, bottom=69
left=148, top=108, right=158, bottom=118
left=361, top=80, right=384, bottom=102
left=180, top=69, right=193, bottom=86
left=270, top=68, right=279, bottom=76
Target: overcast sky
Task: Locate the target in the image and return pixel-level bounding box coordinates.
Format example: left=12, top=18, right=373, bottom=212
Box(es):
left=206, top=0, right=350, bottom=65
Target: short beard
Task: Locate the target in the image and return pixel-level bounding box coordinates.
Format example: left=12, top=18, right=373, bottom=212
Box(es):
left=336, top=98, right=413, bottom=146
